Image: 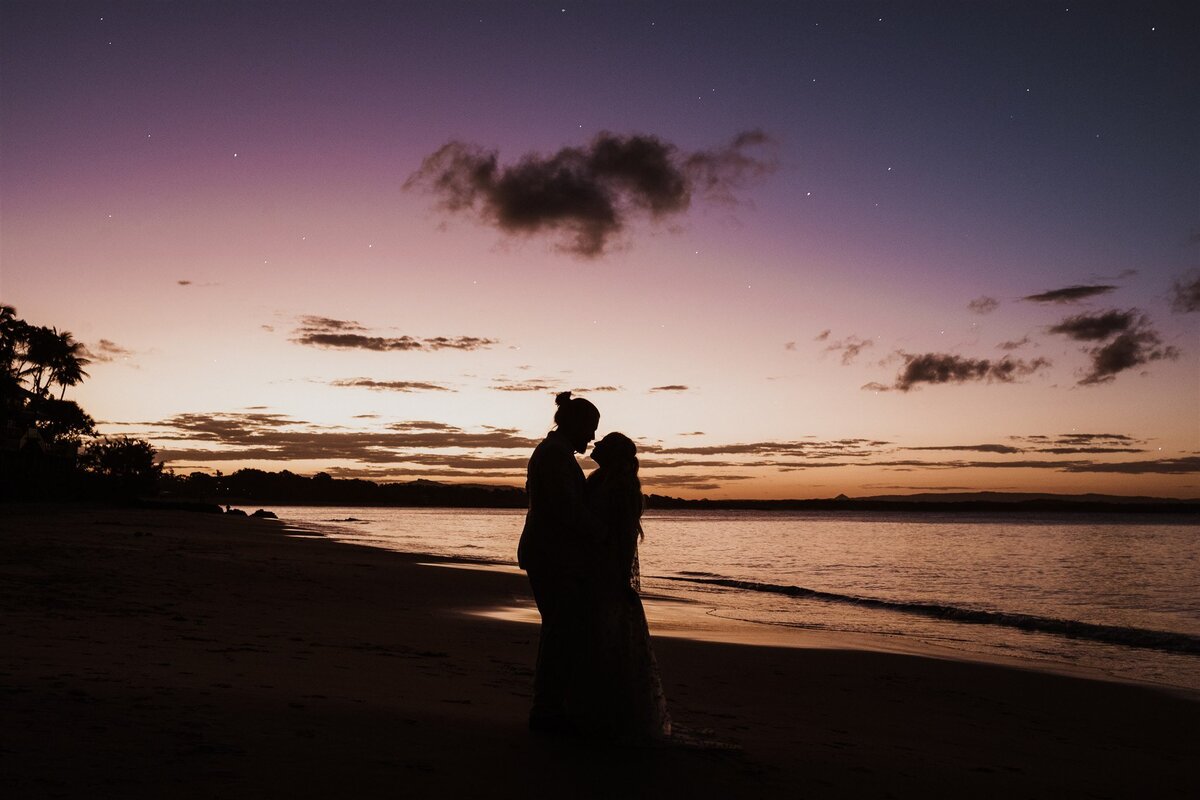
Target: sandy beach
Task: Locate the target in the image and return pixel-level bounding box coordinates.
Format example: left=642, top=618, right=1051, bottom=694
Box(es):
left=1, top=505, right=1196, bottom=798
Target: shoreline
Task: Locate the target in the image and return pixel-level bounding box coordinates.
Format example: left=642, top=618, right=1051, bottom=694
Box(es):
left=423, top=560, right=1200, bottom=703
left=2, top=504, right=1197, bottom=797
left=285, top=508, right=1200, bottom=698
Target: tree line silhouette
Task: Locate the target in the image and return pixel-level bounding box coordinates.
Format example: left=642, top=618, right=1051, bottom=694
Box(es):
left=1, top=305, right=161, bottom=500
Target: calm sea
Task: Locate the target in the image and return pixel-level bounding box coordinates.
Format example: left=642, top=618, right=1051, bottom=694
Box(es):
left=271, top=506, right=1200, bottom=693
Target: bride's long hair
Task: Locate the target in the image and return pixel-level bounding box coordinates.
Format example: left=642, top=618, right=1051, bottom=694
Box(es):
left=589, top=432, right=644, bottom=541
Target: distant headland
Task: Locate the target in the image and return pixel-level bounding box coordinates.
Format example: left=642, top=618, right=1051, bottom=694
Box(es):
left=140, top=469, right=1199, bottom=516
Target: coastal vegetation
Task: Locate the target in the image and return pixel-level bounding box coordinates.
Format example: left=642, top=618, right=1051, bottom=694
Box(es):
left=0, top=305, right=162, bottom=500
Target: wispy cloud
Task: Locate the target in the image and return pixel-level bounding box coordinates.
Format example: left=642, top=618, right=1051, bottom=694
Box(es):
left=997, top=336, right=1031, bottom=351
left=824, top=335, right=873, bottom=365
left=1170, top=272, right=1200, bottom=313
left=1061, top=456, right=1200, bottom=474
left=82, top=338, right=134, bottom=363
left=131, top=412, right=539, bottom=468
left=330, top=378, right=454, bottom=392
left=641, top=473, right=755, bottom=491
left=490, top=377, right=560, bottom=392
left=1024, top=285, right=1117, bottom=304
left=659, top=439, right=889, bottom=458
left=291, top=316, right=497, bottom=352
left=968, top=296, right=999, bottom=314
left=649, top=384, right=690, bottom=392
left=906, top=444, right=1023, bottom=454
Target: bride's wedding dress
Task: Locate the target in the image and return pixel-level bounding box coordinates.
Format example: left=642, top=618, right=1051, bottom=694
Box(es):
left=570, top=473, right=671, bottom=742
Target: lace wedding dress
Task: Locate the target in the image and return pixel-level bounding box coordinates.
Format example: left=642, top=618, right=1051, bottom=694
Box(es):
left=571, top=472, right=671, bottom=743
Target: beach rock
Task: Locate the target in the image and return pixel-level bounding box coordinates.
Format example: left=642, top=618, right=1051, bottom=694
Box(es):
left=225, top=508, right=248, bottom=517
left=251, top=509, right=278, bottom=519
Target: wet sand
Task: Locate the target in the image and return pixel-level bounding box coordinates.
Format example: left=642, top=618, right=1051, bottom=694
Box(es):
left=1, top=505, right=1196, bottom=798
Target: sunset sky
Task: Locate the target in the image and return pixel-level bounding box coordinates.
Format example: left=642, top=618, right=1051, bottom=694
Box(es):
left=3, top=1, right=1197, bottom=498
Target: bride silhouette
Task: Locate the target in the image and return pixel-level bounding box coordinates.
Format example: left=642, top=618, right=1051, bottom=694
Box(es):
left=573, top=431, right=671, bottom=743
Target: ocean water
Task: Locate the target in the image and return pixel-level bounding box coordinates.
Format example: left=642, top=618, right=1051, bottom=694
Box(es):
left=273, top=506, right=1200, bottom=693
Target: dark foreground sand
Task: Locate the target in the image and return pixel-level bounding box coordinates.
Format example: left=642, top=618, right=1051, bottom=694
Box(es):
left=1, top=506, right=1196, bottom=798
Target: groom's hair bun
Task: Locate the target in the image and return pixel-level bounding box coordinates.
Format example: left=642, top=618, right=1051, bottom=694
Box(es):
left=553, top=391, right=599, bottom=428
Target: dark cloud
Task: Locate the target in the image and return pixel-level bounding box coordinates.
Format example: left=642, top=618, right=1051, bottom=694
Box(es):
left=968, top=296, right=999, bottom=314
left=679, top=431, right=705, bottom=436
left=1170, top=273, right=1200, bottom=313
left=814, top=329, right=831, bottom=341
left=906, top=444, right=1023, bottom=454
left=825, top=335, right=873, bottom=365
left=1047, top=309, right=1178, bottom=384
left=291, top=316, right=497, bottom=352
left=637, top=457, right=765, bottom=470
left=865, top=456, right=1200, bottom=475
left=659, top=439, right=888, bottom=458
left=82, top=338, right=133, bottom=363
left=177, top=280, right=192, bottom=286
left=784, top=341, right=797, bottom=351
left=297, top=316, right=365, bottom=332
left=1056, top=433, right=1137, bottom=443
left=649, top=385, right=690, bottom=392
left=1012, top=432, right=1140, bottom=445
left=872, top=459, right=1090, bottom=471
left=295, top=332, right=429, bottom=351
left=352, top=413, right=379, bottom=419
left=904, top=436, right=1147, bottom=456
left=321, top=465, right=522, bottom=481
left=773, top=461, right=861, bottom=471
left=997, top=336, right=1031, bottom=351
left=640, top=473, right=754, bottom=490
left=1079, top=329, right=1179, bottom=385
left=387, top=421, right=461, bottom=432
left=330, top=378, right=453, bottom=392
left=878, top=353, right=1050, bottom=392
left=683, top=129, right=778, bottom=204
left=1024, top=285, right=1117, bottom=304
left=1048, top=309, right=1138, bottom=341
left=572, top=385, right=620, bottom=393
left=1033, top=447, right=1146, bottom=455
left=131, top=412, right=540, bottom=468
left=405, top=130, right=776, bottom=257
left=1010, top=433, right=1146, bottom=455
left=1062, top=457, right=1200, bottom=475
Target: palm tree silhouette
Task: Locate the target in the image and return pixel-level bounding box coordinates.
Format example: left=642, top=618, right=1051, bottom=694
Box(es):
left=47, top=329, right=91, bottom=399
left=19, top=325, right=89, bottom=398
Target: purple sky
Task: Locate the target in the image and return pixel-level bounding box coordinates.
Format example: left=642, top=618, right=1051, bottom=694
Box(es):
left=3, top=1, right=1197, bottom=497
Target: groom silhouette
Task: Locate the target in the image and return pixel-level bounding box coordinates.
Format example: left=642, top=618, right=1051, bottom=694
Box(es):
left=517, top=391, right=601, bottom=732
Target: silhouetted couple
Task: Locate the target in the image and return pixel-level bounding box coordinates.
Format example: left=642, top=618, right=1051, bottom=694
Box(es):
left=517, top=392, right=671, bottom=744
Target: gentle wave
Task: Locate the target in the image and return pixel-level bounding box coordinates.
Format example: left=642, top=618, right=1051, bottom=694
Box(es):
left=663, top=575, right=1200, bottom=655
